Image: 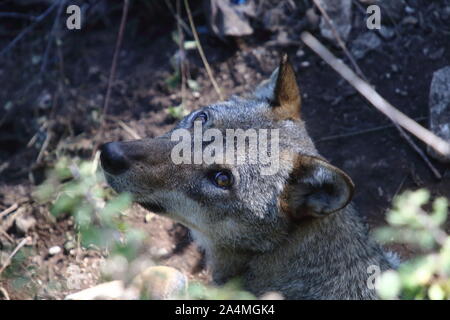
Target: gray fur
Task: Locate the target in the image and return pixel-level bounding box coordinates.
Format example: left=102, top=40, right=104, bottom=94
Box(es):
left=101, top=60, right=397, bottom=300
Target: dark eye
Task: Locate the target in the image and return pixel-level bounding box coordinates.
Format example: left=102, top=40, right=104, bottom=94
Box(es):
left=212, top=171, right=234, bottom=189
left=193, top=111, right=208, bottom=125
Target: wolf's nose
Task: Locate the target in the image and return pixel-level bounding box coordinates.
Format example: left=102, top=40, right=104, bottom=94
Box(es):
left=100, top=142, right=130, bottom=175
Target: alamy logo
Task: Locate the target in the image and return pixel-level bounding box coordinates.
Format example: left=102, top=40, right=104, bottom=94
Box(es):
left=367, top=265, right=382, bottom=290
left=66, top=4, right=81, bottom=30
left=366, top=5, right=381, bottom=30
left=170, top=120, right=280, bottom=176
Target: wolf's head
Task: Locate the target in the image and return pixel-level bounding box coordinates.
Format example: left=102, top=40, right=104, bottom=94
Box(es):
left=101, top=55, right=354, bottom=253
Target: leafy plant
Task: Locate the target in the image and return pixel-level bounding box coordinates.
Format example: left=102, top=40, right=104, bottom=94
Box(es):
left=186, top=280, right=256, bottom=300
left=35, top=154, right=144, bottom=260
left=166, top=103, right=189, bottom=119
left=375, top=189, right=450, bottom=300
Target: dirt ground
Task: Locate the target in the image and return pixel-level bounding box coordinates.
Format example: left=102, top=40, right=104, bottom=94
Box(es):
left=0, top=0, right=449, bottom=299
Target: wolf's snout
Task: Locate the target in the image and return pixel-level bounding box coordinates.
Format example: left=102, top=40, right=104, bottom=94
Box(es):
left=100, top=142, right=130, bottom=175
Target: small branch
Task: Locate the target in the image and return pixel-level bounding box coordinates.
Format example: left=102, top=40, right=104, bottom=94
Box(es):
left=102, top=0, right=130, bottom=122
left=301, top=32, right=450, bottom=166
left=312, top=0, right=365, bottom=78
left=0, top=203, right=18, bottom=220
left=184, top=0, right=224, bottom=100
left=0, top=229, right=15, bottom=244
left=0, top=237, right=30, bottom=275
left=118, top=120, right=141, bottom=140
left=310, top=2, right=441, bottom=179
left=176, top=0, right=187, bottom=108
left=36, top=131, right=52, bottom=164
left=316, top=117, right=428, bottom=142
left=164, top=0, right=193, bottom=37
left=40, top=0, right=67, bottom=75
left=396, top=125, right=442, bottom=179
left=0, top=287, right=10, bottom=300
left=0, top=1, right=59, bottom=57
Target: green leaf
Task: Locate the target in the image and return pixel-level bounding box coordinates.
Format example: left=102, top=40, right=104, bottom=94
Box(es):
left=167, top=104, right=188, bottom=119
left=377, top=270, right=401, bottom=300
left=187, top=79, right=200, bottom=92
left=428, top=284, right=445, bottom=300
left=431, top=197, right=448, bottom=227
left=51, top=193, right=78, bottom=216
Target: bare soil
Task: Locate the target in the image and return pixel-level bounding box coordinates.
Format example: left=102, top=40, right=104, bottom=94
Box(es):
left=0, top=0, right=449, bottom=299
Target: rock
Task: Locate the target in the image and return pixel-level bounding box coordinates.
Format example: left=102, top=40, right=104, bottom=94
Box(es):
left=428, top=66, right=450, bottom=163
left=149, top=247, right=169, bottom=259
left=300, top=61, right=311, bottom=68
left=65, top=266, right=187, bottom=300
left=259, top=291, right=284, bottom=300
left=48, top=246, right=62, bottom=256
left=402, top=16, right=418, bottom=25
left=404, top=6, right=415, bottom=14
left=319, top=0, right=352, bottom=43
left=131, top=266, right=187, bottom=300
left=14, top=215, right=36, bottom=235
left=351, top=32, right=382, bottom=59
left=101, top=255, right=129, bottom=280
left=263, top=7, right=285, bottom=32
left=423, top=47, right=445, bottom=61
left=378, top=26, right=395, bottom=40
left=65, top=280, right=132, bottom=300
left=205, top=0, right=255, bottom=38
left=63, top=240, right=76, bottom=253
left=305, top=7, right=320, bottom=29
left=37, top=90, right=52, bottom=110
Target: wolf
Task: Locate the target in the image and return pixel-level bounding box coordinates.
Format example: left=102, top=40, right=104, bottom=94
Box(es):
left=100, top=55, right=397, bottom=299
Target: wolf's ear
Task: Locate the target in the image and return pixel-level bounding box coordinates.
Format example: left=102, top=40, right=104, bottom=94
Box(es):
left=281, top=155, right=354, bottom=220
left=253, top=54, right=301, bottom=120
left=253, top=67, right=279, bottom=101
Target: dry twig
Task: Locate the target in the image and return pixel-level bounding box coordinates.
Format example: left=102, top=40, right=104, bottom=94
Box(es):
left=0, top=1, right=59, bottom=57
left=118, top=120, right=141, bottom=140
left=164, top=0, right=193, bottom=37
left=316, top=117, right=428, bottom=142
left=40, top=0, right=67, bottom=75
left=311, top=1, right=441, bottom=178
left=184, top=0, right=224, bottom=100
left=176, top=0, right=187, bottom=108
left=312, top=0, right=364, bottom=77
left=0, top=237, right=31, bottom=275
left=102, top=0, right=130, bottom=122
left=0, top=287, right=10, bottom=300
left=301, top=32, right=449, bottom=179
left=0, top=203, right=18, bottom=220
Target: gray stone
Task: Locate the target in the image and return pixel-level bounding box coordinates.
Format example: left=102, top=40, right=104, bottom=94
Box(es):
left=206, top=0, right=254, bottom=38
left=131, top=266, right=187, bottom=300
left=428, top=66, right=450, bottom=162
left=319, top=0, right=352, bottom=43
left=351, top=32, right=382, bottom=59
left=14, top=215, right=36, bottom=235
left=48, top=246, right=62, bottom=256
left=378, top=26, right=395, bottom=40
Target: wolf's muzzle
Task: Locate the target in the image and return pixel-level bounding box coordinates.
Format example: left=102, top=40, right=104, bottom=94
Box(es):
left=100, top=142, right=130, bottom=175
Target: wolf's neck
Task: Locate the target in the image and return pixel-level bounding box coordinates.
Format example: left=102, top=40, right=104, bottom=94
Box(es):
left=195, top=206, right=391, bottom=299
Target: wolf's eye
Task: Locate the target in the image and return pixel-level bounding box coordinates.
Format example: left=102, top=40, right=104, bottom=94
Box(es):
left=213, top=171, right=234, bottom=189
left=193, top=111, right=208, bottom=125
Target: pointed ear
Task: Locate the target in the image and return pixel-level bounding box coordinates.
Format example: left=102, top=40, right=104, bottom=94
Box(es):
left=281, top=155, right=354, bottom=220
left=253, top=67, right=279, bottom=101
left=253, top=54, right=301, bottom=120
left=272, top=54, right=301, bottom=120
